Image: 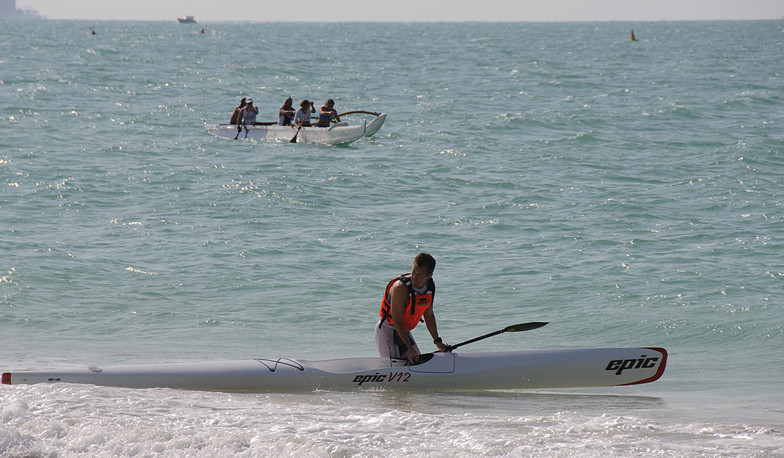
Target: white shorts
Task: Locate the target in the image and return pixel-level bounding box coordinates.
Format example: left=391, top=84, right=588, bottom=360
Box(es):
left=375, top=321, right=419, bottom=359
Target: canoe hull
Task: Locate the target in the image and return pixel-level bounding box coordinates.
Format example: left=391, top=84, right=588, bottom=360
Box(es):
left=203, top=119, right=369, bottom=145
left=2, top=347, right=667, bottom=393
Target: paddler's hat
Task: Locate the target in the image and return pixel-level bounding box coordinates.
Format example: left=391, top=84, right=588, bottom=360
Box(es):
left=246, top=98, right=253, bottom=104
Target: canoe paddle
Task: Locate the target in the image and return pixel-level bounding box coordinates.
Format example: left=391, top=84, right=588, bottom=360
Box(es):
left=444, top=321, right=548, bottom=352
left=290, top=124, right=302, bottom=143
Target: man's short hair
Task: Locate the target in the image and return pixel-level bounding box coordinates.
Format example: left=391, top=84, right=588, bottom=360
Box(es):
left=414, top=252, right=436, bottom=275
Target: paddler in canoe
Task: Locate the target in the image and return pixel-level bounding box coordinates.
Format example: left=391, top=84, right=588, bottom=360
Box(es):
left=278, top=97, right=295, bottom=126
left=233, top=98, right=259, bottom=138
left=230, top=97, right=246, bottom=125
left=376, top=253, right=450, bottom=365
left=239, top=98, right=258, bottom=125
left=317, top=99, right=341, bottom=127
left=293, top=99, right=315, bottom=127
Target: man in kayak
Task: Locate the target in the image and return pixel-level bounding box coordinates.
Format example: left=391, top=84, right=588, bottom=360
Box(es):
left=376, top=253, right=449, bottom=364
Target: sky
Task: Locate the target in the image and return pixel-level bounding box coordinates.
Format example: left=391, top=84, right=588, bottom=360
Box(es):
left=17, top=0, right=784, bottom=22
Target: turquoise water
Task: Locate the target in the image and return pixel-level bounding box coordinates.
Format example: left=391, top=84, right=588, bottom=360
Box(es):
left=1, top=19, right=783, bottom=455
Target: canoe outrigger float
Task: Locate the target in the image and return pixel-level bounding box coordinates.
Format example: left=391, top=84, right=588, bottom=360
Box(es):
left=1, top=323, right=667, bottom=393
left=203, top=111, right=386, bottom=145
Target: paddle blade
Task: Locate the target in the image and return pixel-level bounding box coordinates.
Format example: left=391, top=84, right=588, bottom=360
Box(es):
left=503, top=322, right=548, bottom=332
left=290, top=125, right=302, bottom=143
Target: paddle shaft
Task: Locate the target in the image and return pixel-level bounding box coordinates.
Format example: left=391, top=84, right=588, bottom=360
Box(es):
left=445, top=321, right=548, bottom=351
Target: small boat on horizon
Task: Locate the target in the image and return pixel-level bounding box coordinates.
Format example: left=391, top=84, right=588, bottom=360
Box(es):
left=177, top=16, right=196, bottom=23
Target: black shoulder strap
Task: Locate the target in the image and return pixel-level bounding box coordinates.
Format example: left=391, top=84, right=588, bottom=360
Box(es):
left=398, top=275, right=417, bottom=316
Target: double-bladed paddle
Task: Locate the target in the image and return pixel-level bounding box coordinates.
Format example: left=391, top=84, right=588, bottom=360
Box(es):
left=443, top=321, right=548, bottom=352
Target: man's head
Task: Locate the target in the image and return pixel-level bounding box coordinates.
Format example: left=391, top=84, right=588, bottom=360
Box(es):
left=411, top=252, right=436, bottom=289
left=414, top=252, right=436, bottom=275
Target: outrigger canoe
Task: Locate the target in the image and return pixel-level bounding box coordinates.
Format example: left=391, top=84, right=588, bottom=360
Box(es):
left=1, top=347, right=667, bottom=393
left=203, top=112, right=386, bottom=145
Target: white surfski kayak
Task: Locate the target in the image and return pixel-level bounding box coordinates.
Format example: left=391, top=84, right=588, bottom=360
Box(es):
left=2, top=347, right=667, bottom=393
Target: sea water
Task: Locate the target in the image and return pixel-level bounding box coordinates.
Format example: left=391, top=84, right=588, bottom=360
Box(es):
left=1, top=19, right=782, bottom=456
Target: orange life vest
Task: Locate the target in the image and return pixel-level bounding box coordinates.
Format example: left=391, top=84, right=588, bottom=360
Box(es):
left=379, top=273, right=435, bottom=331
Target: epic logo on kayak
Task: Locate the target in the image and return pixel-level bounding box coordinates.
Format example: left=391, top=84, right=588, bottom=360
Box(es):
left=606, top=355, right=659, bottom=375
left=353, top=372, right=411, bottom=386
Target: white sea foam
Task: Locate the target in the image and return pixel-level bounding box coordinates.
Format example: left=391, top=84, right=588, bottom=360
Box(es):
left=2, top=386, right=782, bottom=456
